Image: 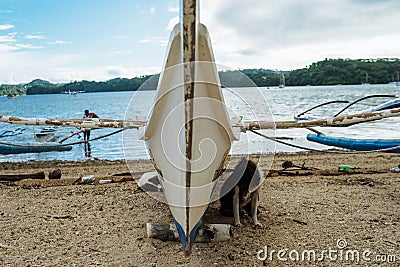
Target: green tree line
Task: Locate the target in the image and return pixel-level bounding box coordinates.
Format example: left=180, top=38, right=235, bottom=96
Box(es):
left=286, top=58, right=400, bottom=86
left=1, top=58, right=399, bottom=96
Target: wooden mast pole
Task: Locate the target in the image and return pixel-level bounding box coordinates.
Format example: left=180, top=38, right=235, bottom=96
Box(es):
left=181, top=0, right=198, bottom=256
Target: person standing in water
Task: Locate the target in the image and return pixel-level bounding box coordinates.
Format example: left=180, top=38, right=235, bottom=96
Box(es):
left=83, top=109, right=99, bottom=142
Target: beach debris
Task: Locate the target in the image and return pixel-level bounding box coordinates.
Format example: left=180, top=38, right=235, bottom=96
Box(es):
left=48, top=168, right=62, bottom=179
left=0, top=172, right=45, bottom=182
left=339, top=165, right=355, bottom=171
left=99, top=179, right=113, bottom=184
left=282, top=160, right=296, bottom=169
left=292, top=219, right=308, bottom=225
left=281, top=160, right=319, bottom=170
left=389, top=166, right=400, bottom=173
left=79, top=174, right=95, bottom=183
left=138, top=172, right=163, bottom=192
left=147, top=223, right=231, bottom=243
left=267, top=161, right=317, bottom=177
left=51, top=214, right=74, bottom=220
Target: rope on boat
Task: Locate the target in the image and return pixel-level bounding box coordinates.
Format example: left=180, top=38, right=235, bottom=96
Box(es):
left=0, top=128, right=126, bottom=148
left=247, top=129, right=400, bottom=154
left=333, top=94, right=397, bottom=117
left=296, top=94, right=397, bottom=119
left=296, top=100, right=349, bottom=117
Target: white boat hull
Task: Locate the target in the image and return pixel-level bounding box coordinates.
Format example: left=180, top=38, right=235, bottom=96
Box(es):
left=141, top=23, right=237, bottom=255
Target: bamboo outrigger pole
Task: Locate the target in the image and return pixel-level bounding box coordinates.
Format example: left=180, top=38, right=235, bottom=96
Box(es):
left=1, top=107, right=400, bottom=130
left=0, top=114, right=146, bottom=129
left=243, top=107, right=400, bottom=130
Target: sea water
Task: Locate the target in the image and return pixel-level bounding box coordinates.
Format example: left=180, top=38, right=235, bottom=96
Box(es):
left=0, top=83, right=398, bottom=162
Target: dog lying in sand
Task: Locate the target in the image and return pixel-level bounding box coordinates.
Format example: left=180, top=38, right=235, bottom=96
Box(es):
left=219, top=158, right=263, bottom=227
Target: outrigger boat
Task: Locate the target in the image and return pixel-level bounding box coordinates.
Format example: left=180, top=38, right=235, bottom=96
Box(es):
left=294, top=95, right=400, bottom=121
left=34, top=126, right=58, bottom=142
left=307, top=134, right=400, bottom=153
left=0, top=142, right=72, bottom=155
left=2, top=0, right=400, bottom=256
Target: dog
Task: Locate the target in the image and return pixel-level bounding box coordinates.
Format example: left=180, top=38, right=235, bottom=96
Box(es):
left=219, top=158, right=263, bottom=227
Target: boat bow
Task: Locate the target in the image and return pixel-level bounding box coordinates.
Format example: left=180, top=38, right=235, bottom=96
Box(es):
left=140, top=0, right=237, bottom=256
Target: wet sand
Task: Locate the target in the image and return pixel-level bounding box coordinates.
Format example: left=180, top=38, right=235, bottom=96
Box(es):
left=0, top=152, right=399, bottom=266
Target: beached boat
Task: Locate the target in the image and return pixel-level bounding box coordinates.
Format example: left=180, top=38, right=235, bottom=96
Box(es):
left=141, top=0, right=238, bottom=255
left=307, top=133, right=400, bottom=153
left=2, top=0, right=400, bottom=258
left=0, top=142, right=72, bottom=155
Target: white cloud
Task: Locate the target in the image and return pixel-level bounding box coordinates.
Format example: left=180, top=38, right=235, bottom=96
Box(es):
left=0, top=24, right=14, bottom=30
left=201, top=0, right=400, bottom=70
left=0, top=35, right=16, bottom=43
left=150, top=7, right=156, bottom=14
left=107, top=66, right=124, bottom=76
left=16, top=43, right=44, bottom=49
left=110, top=51, right=133, bottom=56
left=139, top=36, right=168, bottom=47
left=3, top=0, right=400, bottom=84
left=24, top=34, right=45, bottom=40
left=168, top=6, right=179, bottom=13
left=48, top=40, right=71, bottom=45
left=49, top=65, right=159, bottom=83
left=112, top=35, right=128, bottom=39
left=0, top=43, right=19, bottom=53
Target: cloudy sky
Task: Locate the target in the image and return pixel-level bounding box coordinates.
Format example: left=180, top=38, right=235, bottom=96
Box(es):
left=1, top=0, right=399, bottom=84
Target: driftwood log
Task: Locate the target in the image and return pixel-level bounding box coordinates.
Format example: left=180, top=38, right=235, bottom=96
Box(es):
left=146, top=223, right=231, bottom=243
left=0, top=172, right=45, bottom=182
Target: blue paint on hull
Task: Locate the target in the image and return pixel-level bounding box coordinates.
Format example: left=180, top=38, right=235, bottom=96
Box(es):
left=174, top=216, right=204, bottom=255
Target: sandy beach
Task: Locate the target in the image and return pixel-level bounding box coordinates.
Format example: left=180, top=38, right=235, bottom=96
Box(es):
left=0, top=151, right=399, bottom=266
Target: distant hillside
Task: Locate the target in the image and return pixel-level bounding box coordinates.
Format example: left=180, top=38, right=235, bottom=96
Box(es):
left=1, top=58, right=399, bottom=96
left=25, top=75, right=155, bottom=95
left=27, top=79, right=56, bottom=87
left=286, top=58, right=400, bottom=86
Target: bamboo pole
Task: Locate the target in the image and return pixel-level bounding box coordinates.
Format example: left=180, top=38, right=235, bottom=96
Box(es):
left=58, top=129, right=85, bottom=143
left=243, top=107, right=400, bottom=130
left=0, top=114, right=146, bottom=129
left=1, top=107, right=400, bottom=131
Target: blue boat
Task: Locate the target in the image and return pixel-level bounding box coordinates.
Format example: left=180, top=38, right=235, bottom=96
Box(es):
left=34, top=127, right=58, bottom=142
left=307, top=134, right=400, bottom=153
left=0, top=143, right=72, bottom=155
